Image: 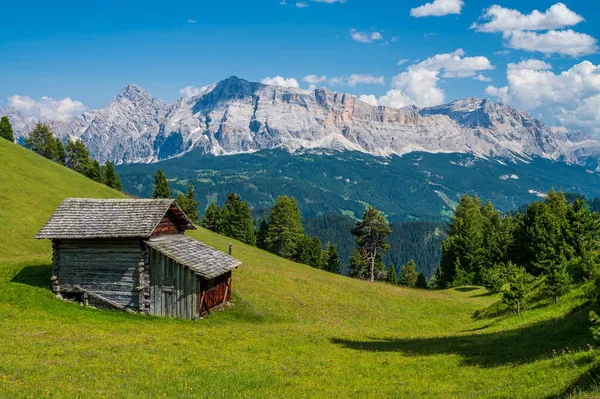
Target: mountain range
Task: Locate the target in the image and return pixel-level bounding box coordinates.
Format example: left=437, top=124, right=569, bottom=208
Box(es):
left=3, top=76, right=600, bottom=169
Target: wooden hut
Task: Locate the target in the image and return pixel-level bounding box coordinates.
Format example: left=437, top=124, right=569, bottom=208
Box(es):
left=35, top=198, right=241, bottom=319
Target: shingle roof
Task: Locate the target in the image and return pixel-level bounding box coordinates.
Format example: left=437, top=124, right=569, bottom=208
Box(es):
left=35, top=198, right=195, bottom=240
left=146, top=235, right=241, bottom=279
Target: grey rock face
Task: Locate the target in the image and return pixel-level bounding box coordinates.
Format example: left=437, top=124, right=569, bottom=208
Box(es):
left=2, top=77, right=600, bottom=167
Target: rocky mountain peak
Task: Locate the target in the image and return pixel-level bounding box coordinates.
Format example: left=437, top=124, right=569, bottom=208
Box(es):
left=115, top=84, right=155, bottom=106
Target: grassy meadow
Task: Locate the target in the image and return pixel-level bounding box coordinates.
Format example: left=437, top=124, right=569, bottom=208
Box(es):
left=0, top=138, right=598, bottom=398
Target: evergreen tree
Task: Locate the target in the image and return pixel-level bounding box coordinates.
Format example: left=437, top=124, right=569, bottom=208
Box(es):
left=307, top=236, right=324, bottom=269
left=386, top=264, right=398, bottom=284
left=256, top=219, right=269, bottom=250
left=324, top=242, right=340, bottom=273
left=103, top=161, right=122, bottom=191
left=65, top=139, right=92, bottom=174
left=221, top=193, right=255, bottom=245
left=480, top=263, right=507, bottom=294
left=53, top=137, right=66, bottom=165
left=399, top=259, right=419, bottom=288
left=416, top=273, right=428, bottom=289
left=177, top=184, right=200, bottom=223
left=502, top=262, right=534, bottom=316
left=202, top=202, right=222, bottom=232
left=0, top=116, right=14, bottom=142
left=440, top=195, right=486, bottom=287
left=294, top=234, right=312, bottom=265
left=25, top=123, right=60, bottom=161
left=351, top=206, right=392, bottom=282
left=264, top=196, right=305, bottom=259
left=88, top=160, right=103, bottom=183
left=152, top=169, right=172, bottom=198
left=349, top=248, right=369, bottom=279
left=544, top=260, right=571, bottom=304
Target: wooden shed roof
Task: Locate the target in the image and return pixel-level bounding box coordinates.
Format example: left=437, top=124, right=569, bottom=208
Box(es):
left=35, top=198, right=195, bottom=240
left=146, top=235, right=241, bottom=279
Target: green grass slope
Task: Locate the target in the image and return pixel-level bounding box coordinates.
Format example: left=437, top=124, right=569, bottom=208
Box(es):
left=0, top=139, right=598, bottom=398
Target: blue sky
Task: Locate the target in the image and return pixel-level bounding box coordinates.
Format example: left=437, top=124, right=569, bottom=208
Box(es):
left=1, top=0, right=600, bottom=132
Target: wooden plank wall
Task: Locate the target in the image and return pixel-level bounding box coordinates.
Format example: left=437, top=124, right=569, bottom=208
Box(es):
left=56, top=240, right=144, bottom=310
left=199, top=271, right=232, bottom=315
left=151, top=211, right=182, bottom=236
left=148, top=248, right=201, bottom=320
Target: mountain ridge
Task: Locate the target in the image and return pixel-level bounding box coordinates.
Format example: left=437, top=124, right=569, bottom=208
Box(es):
left=2, top=76, right=600, bottom=168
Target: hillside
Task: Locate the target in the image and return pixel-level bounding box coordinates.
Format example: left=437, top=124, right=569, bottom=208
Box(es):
left=0, top=138, right=598, bottom=398
left=118, top=148, right=600, bottom=222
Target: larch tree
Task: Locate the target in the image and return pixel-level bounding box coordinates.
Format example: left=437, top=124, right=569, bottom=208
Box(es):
left=25, top=123, right=60, bottom=161
left=264, top=196, right=305, bottom=259
left=65, top=139, right=92, bottom=174
left=324, top=242, right=340, bottom=274
left=502, top=262, right=534, bottom=316
left=399, top=259, right=419, bottom=288
left=103, top=161, right=122, bottom=191
left=221, top=193, right=255, bottom=245
left=177, top=184, right=200, bottom=223
left=202, top=202, right=223, bottom=232
left=386, top=264, right=398, bottom=285
left=351, top=205, right=391, bottom=282
left=416, top=273, right=428, bottom=289
left=152, top=169, right=172, bottom=199
left=0, top=116, right=14, bottom=142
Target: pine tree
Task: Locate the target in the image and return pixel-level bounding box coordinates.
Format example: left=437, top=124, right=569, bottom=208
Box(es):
left=324, top=242, right=340, bottom=273
left=349, top=248, right=369, bottom=279
left=440, top=195, right=486, bottom=287
left=256, top=220, right=269, bottom=250
left=25, top=123, right=58, bottom=160
left=351, top=206, right=392, bottom=282
left=386, top=264, right=398, bottom=284
left=399, top=259, right=419, bottom=288
left=294, top=235, right=312, bottom=265
left=221, top=193, right=255, bottom=245
left=480, top=263, right=507, bottom=294
left=88, top=160, right=103, bottom=183
left=65, top=139, right=92, bottom=174
left=307, top=236, right=324, bottom=269
left=202, top=202, right=222, bottom=232
left=416, top=273, right=428, bottom=289
left=0, top=116, right=14, bottom=142
left=53, top=137, right=66, bottom=165
left=502, top=262, right=534, bottom=316
left=152, top=169, right=172, bottom=198
left=103, top=161, right=122, bottom=191
left=544, top=260, right=571, bottom=304
left=264, top=196, right=305, bottom=259
left=177, top=184, right=200, bottom=223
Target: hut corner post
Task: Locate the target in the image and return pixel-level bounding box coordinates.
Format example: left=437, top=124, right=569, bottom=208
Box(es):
left=51, top=240, right=61, bottom=297
left=139, top=242, right=151, bottom=315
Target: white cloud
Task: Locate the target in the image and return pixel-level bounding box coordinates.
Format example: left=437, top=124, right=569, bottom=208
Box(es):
left=328, top=74, right=385, bottom=87
left=8, top=95, right=86, bottom=121
left=279, top=0, right=286, bottom=4
left=261, top=76, right=300, bottom=88
left=296, top=2, right=308, bottom=7
left=474, top=74, right=492, bottom=82
left=179, top=84, right=215, bottom=98
left=363, top=49, right=494, bottom=109
left=187, top=19, right=197, bottom=24
left=310, top=0, right=346, bottom=2
left=397, top=59, right=410, bottom=66
left=486, top=60, right=600, bottom=134
left=472, top=3, right=584, bottom=33
left=358, top=94, right=379, bottom=106
left=503, top=29, right=598, bottom=57
left=350, top=29, right=384, bottom=43
left=302, top=75, right=327, bottom=84
left=410, top=0, right=464, bottom=18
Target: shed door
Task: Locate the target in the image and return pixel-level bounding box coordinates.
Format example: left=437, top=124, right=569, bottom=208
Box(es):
left=149, top=248, right=199, bottom=319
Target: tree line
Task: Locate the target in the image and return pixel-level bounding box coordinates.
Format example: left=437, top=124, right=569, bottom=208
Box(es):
left=0, top=116, right=122, bottom=191
left=438, top=190, right=600, bottom=315
left=152, top=169, right=341, bottom=273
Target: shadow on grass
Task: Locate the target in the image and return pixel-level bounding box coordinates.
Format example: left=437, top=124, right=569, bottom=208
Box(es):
left=10, top=264, right=51, bottom=289
left=332, top=303, right=592, bottom=368
left=453, top=287, right=480, bottom=293
left=549, top=361, right=600, bottom=399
